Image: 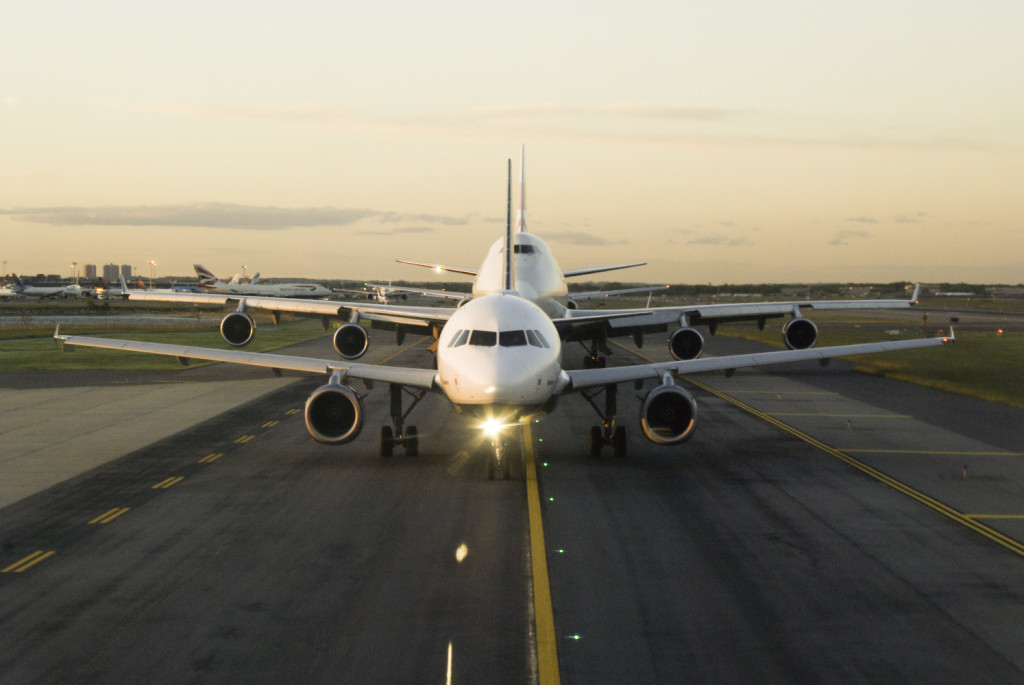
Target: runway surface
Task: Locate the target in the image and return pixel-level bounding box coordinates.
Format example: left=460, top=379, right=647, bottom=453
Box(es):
left=2, top=330, right=1024, bottom=683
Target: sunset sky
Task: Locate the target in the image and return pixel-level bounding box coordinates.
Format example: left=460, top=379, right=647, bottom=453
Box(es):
left=2, top=1, right=1022, bottom=285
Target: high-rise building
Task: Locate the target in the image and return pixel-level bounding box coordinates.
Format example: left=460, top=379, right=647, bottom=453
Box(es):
left=84, top=264, right=97, bottom=280
left=102, top=264, right=120, bottom=281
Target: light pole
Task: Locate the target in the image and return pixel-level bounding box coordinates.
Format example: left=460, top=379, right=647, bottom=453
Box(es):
left=149, top=260, right=157, bottom=289
left=70, top=262, right=78, bottom=284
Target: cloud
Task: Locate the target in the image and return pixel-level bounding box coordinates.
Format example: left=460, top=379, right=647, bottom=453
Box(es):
left=686, top=234, right=747, bottom=247
left=894, top=212, right=929, bottom=223
left=542, top=230, right=628, bottom=246
left=827, top=229, right=872, bottom=246
left=844, top=216, right=878, bottom=224
left=1, top=203, right=470, bottom=231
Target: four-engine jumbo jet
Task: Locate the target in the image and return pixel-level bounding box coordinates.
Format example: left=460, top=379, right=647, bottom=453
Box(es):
left=57, top=158, right=954, bottom=478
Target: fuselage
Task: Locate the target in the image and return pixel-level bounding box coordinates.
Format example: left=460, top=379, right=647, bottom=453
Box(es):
left=436, top=292, right=564, bottom=416
left=472, top=233, right=569, bottom=318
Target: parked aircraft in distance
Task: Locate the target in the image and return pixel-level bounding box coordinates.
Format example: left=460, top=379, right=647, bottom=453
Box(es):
left=58, top=155, right=953, bottom=478
left=4, top=275, right=82, bottom=298
left=193, top=264, right=333, bottom=299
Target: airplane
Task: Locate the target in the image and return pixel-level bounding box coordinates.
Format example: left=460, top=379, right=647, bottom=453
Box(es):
left=56, top=158, right=953, bottom=478
left=193, top=264, right=333, bottom=299
left=5, top=274, right=83, bottom=298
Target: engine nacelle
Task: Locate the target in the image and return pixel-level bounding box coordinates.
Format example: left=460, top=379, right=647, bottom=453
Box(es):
left=782, top=317, right=818, bottom=350
left=333, top=323, right=369, bottom=359
left=669, top=327, right=704, bottom=361
left=639, top=385, right=697, bottom=445
left=304, top=383, right=364, bottom=445
left=220, top=311, right=256, bottom=347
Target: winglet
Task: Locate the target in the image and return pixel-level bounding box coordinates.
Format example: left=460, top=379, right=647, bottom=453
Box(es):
left=909, top=283, right=921, bottom=305
left=944, top=325, right=955, bottom=344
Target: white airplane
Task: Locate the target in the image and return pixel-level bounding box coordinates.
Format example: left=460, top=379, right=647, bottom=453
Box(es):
left=57, top=158, right=953, bottom=478
left=5, top=274, right=83, bottom=298
left=193, top=264, right=333, bottom=299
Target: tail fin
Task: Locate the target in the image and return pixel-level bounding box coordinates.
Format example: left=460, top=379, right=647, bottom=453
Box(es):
left=514, top=145, right=526, bottom=233
left=194, top=264, right=217, bottom=287
left=504, top=158, right=514, bottom=291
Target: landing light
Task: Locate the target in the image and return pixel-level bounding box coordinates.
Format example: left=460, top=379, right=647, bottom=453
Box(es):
left=480, top=417, right=509, bottom=438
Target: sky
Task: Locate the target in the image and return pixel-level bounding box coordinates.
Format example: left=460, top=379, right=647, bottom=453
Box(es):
left=2, top=0, right=1022, bottom=285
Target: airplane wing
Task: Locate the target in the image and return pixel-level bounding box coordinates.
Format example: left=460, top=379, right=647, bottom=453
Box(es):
left=566, top=285, right=922, bottom=336
left=562, top=262, right=646, bottom=278
left=394, top=259, right=478, bottom=277
left=126, top=290, right=456, bottom=329
left=568, top=285, right=670, bottom=302
left=54, top=332, right=440, bottom=389
left=564, top=330, right=953, bottom=391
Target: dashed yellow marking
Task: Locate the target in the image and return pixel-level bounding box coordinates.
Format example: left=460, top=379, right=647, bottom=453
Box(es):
left=262, top=420, right=280, bottom=429
left=152, top=476, right=184, bottom=490
left=89, top=507, right=130, bottom=524
left=3, top=550, right=56, bottom=573
left=285, top=408, right=300, bottom=416
left=235, top=435, right=255, bottom=444
left=199, top=452, right=224, bottom=463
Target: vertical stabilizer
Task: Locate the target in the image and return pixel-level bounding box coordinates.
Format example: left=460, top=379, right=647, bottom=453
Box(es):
left=514, top=145, right=526, bottom=233
left=504, top=158, right=514, bottom=291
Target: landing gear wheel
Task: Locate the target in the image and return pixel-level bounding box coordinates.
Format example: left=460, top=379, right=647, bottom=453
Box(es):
left=380, top=426, right=394, bottom=457
left=589, top=426, right=603, bottom=458
left=612, top=426, right=627, bottom=458
left=405, top=426, right=419, bottom=456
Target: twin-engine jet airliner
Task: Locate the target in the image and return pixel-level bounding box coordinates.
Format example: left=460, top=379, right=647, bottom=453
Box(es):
left=193, top=264, right=333, bottom=299
left=58, top=156, right=953, bottom=478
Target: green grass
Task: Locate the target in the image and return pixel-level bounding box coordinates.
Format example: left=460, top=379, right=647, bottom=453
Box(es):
left=719, top=323, right=1023, bottom=410
left=0, top=320, right=330, bottom=371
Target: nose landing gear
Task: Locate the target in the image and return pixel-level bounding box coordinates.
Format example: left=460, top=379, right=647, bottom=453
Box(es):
left=486, top=425, right=523, bottom=481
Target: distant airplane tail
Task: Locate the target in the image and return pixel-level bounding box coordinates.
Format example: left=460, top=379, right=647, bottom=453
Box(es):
left=514, top=145, right=526, bottom=233
left=194, top=264, right=218, bottom=287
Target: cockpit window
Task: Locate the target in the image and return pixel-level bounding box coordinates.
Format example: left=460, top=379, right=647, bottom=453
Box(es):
left=513, top=244, right=536, bottom=254
left=499, top=330, right=528, bottom=347
left=448, top=329, right=470, bottom=347
left=526, top=329, right=550, bottom=348
left=469, top=330, right=497, bottom=347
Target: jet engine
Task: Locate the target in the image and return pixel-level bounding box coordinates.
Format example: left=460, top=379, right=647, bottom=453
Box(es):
left=220, top=311, right=256, bottom=347
left=639, top=384, right=697, bottom=445
left=304, top=383, right=364, bottom=445
left=333, top=323, right=369, bottom=359
left=782, top=317, right=818, bottom=350
left=668, top=326, right=704, bottom=361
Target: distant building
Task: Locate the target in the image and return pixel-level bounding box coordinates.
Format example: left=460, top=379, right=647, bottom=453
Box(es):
left=102, top=264, right=120, bottom=281
left=121, top=264, right=132, bottom=279
left=84, top=264, right=97, bottom=280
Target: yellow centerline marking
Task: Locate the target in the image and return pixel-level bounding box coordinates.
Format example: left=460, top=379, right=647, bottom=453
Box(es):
left=199, top=452, right=224, bottom=463
left=610, top=340, right=1024, bottom=559
left=841, top=449, right=1024, bottom=456
left=687, top=376, right=1024, bottom=558
left=523, top=419, right=561, bottom=685
left=3, top=550, right=56, bottom=573
left=235, top=435, right=255, bottom=444
left=285, top=408, right=300, bottom=416
left=89, top=507, right=130, bottom=524
left=768, top=413, right=911, bottom=418
left=262, top=420, right=280, bottom=428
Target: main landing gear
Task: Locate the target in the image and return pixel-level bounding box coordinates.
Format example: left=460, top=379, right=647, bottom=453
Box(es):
left=380, top=383, right=426, bottom=457
left=486, top=426, right=522, bottom=481
left=581, top=383, right=627, bottom=458
left=580, top=339, right=610, bottom=369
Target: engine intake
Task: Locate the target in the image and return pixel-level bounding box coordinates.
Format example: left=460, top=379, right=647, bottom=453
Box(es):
left=333, top=323, right=369, bottom=359
left=220, top=311, right=256, bottom=347
left=669, top=327, right=704, bottom=361
left=640, top=385, right=697, bottom=445
left=782, top=317, right=818, bottom=350
left=304, top=383, right=364, bottom=445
